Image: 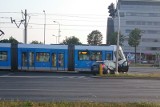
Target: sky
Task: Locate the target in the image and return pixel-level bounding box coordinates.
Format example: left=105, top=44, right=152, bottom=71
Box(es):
left=0, top=0, right=117, bottom=44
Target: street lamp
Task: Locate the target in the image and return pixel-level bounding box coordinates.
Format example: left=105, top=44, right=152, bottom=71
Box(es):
left=53, top=21, right=61, bottom=44
left=115, top=0, right=120, bottom=74
left=139, top=36, right=143, bottom=64
left=43, top=10, right=46, bottom=44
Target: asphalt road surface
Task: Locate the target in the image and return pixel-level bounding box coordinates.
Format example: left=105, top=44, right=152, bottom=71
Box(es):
left=0, top=71, right=160, bottom=102
left=129, top=67, right=160, bottom=74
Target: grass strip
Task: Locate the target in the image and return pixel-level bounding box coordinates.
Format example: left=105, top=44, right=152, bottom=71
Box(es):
left=0, top=101, right=160, bottom=107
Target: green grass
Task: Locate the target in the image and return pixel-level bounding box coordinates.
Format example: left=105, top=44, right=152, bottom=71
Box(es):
left=0, top=101, right=160, bottom=107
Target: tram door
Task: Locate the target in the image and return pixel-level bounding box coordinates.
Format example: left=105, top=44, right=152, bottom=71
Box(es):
left=51, top=52, right=65, bottom=71
left=51, top=52, right=57, bottom=71
left=105, top=52, right=113, bottom=60
left=57, top=53, right=65, bottom=70
left=21, top=51, right=34, bottom=70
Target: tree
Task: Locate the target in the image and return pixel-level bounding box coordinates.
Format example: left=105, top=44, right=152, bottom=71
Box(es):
left=62, top=36, right=82, bottom=45
left=30, top=40, right=43, bottom=44
left=108, top=32, right=124, bottom=46
left=128, top=28, right=142, bottom=64
left=108, top=3, right=116, bottom=18
left=0, top=36, right=19, bottom=44
left=87, top=30, right=103, bottom=45
left=9, top=36, right=19, bottom=44
left=0, top=39, right=9, bottom=43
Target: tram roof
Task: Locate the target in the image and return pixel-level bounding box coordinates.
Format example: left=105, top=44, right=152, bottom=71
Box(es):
left=18, top=44, right=68, bottom=49
left=75, top=45, right=117, bottom=51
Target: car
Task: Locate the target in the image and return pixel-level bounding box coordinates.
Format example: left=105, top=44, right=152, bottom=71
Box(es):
left=141, top=60, right=148, bottom=64
left=91, top=60, right=116, bottom=75
left=118, top=60, right=129, bottom=73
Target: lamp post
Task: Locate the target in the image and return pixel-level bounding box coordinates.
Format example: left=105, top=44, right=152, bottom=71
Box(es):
left=139, top=36, right=143, bottom=64
left=43, top=10, right=46, bottom=44
left=115, top=0, right=120, bottom=74
left=53, top=21, right=61, bottom=44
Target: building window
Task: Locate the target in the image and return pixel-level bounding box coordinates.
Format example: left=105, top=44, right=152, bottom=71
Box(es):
left=0, top=51, right=7, bottom=61
left=150, top=47, right=158, bottom=51
left=120, top=12, right=125, bottom=17
left=125, top=29, right=132, bottom=33
left=36, top=52, right=50, bottom=62
left=126, top=21, right=135, bottom=25
left=147, top=30, right=158, bottom=34
left=126, top=12, right=160, bottom=17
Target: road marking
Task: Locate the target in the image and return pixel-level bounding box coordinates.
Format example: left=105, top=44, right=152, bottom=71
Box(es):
left=0, top=75, right=89, bottom=79
left=0, top=73, right=15, bottom=76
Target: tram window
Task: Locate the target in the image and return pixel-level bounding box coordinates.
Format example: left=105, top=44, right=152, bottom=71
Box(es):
left=106, top=53, right=112, bottom=60
left=58, top=53, right=64, bottom=67
left=114, top=50, right=124, bottom=61
left=118, top=50, right=124, bottom=60
left=29, top=52, right=34, bottom=67
left=52, top=53, right=56, bottom=67
left=0, top=51, right=7, bottom=61
left=22, top=52, right=27, bottom=67
left=78, top=51, right=90, bottom=60
left=90, top=51, right=102, bottom=61
left=36, top=52, right=50, bottom=62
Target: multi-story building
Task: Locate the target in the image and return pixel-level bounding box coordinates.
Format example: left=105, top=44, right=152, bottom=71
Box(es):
left=107, top=0, right=160, bottom=63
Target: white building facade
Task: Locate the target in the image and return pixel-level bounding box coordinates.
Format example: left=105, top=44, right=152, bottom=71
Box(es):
left=113, top=0, right=160, bottom=63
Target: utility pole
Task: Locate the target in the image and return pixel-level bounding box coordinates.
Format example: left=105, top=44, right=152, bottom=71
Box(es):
left=43, top=10, right=46, bottom=44
left=24, top=9, right=27, bottom=44
left=115, top=0, right=120, bottom=74
left=11, top=9, right=30, bottom=44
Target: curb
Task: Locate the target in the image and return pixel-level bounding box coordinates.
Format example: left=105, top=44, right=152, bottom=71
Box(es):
left=91, top=75, right=160, bottom=80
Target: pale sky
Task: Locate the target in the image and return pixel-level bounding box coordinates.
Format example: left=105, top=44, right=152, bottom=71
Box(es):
left=0, top=0, right=116, bottom=44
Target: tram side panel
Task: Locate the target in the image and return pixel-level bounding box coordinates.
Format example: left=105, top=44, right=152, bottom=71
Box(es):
left=18, top=47, right=39, bottom=71
left=74, top=45, right=115, bottom=72
left=53, top=48, right=68, bottom=71
left=34, top=48, right=52, bottom=71
left=18, top=44, right=69, bottom=72
left=0, top=43, right=12, bottom=70
left=74, top=45, right=103, bottom=72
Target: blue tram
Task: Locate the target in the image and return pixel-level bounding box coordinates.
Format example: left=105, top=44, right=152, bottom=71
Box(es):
left=0, top=43, right=129, bottom=72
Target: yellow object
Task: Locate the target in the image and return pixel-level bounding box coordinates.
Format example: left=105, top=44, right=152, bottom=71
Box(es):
left=99, top=64, right=103, bottom=75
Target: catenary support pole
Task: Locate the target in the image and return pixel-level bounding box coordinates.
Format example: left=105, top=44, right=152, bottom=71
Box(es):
left=24, top=9, right=27, bottom=44
left=115, top=0, right=120, bottom=74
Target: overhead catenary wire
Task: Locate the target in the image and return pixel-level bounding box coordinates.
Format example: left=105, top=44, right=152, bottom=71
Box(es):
left=0, top=11, right=108, bottom=40
left=0, top=11, right=107, bottom=24
left=28, top=12, right=108, bottom=19
left=0, top=12, right=108, bottom=19
left=29, top=17, right=106, bottom=22
left=0, top=27, right=106, bottom=31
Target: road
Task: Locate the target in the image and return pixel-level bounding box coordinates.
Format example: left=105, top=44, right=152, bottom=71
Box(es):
left=129, top=67, right=160, bottom=74
left=0, top=71, right=160, bottom=102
